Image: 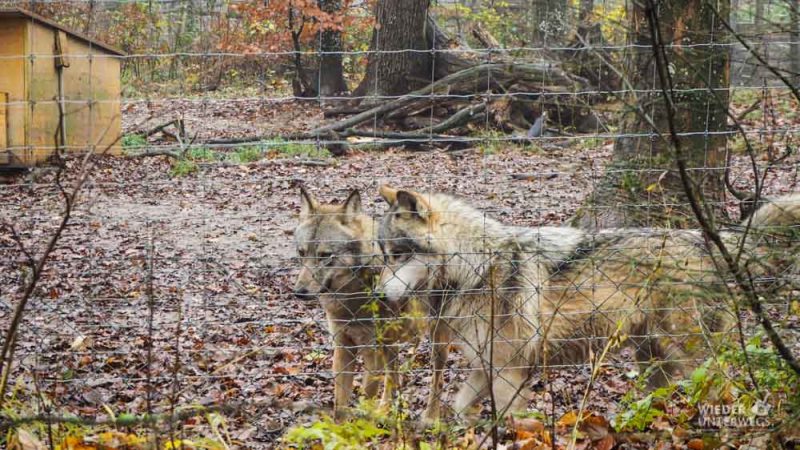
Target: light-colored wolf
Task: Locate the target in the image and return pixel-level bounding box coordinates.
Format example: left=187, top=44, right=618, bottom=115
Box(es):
left=376, top=185, right=800, bottom=421
left=293, top=187, right=425, bottom=419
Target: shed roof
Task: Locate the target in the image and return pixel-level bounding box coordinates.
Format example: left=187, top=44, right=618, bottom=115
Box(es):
left=0, top=7, right=125, bottom=56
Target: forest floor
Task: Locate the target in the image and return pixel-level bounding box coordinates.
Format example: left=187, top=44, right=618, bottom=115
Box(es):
left=2, top=94, right=799, bottom=449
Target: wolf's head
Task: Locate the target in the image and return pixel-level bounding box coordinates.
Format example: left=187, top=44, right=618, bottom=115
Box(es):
left=293, top=187, right=376, bottom=300
left=376, top=185, right=499, bottom=304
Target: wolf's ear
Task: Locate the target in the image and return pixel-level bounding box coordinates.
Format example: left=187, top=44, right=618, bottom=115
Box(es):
left=396, top=190, right=430, bottom=219
left=342, top=189, right=362, bottom=218
left=299, top=186, right=318, bottom=218
left=379, top=184, right=398, bottom=204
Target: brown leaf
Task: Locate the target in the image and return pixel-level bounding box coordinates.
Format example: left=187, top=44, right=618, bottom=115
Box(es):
left=593, top=435, right=615, bottom=450
left=687, top=438, right=704, bottom=450
left=582, top=414, right=610, bottom=441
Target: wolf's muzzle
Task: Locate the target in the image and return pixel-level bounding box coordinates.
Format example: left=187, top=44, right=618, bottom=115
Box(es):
left=293, top=288, right=315, bottom=301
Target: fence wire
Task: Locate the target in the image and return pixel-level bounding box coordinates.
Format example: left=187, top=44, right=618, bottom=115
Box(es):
left=1, top=0, right=800, bottom=448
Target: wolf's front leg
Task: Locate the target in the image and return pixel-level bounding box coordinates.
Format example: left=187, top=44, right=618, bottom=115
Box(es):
left=379, top=344, right=399, bottom=407
left=332, top=343, right=357, bottom=420
left=361, top=348, right=385, bottom=399
left=422, top=322, right=451, bottom=424
left=452, top=369, right=488, bottom=421
left=491, top=368, right=530, bottom=417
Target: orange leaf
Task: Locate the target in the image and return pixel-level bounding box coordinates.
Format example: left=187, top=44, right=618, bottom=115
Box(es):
left=687, top=438, right=704, bottom=450
left=557, top=410, right=580, bottom=427
left=514, top=437, right=546, bottom=450
left=516, top=430, right=538, bottom=441
left=510, top=416, right=545, bottom=436
left=273, top=365, right=300, bottom=375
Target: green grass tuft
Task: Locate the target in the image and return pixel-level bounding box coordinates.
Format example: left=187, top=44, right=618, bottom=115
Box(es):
left=186, top=146, right=219, bottom=162
left=229, top=145, right=263, bottom=163
left=121, top=134, right=147, bottom=152
left=170, top=159, right=198, bottom=177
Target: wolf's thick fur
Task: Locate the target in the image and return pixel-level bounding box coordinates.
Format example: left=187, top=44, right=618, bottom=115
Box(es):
left=293, top=188, right=424, bottom=419
left=376, top=186, right=800, bottom=420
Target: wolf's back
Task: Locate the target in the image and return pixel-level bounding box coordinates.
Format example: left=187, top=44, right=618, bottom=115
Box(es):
left=737, top=194, right=800, bottom=281
left=746, top=194, right=800, bottom=229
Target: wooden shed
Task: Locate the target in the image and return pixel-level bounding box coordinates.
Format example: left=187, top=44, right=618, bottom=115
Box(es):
left=0, top=7, right=123, bottom=167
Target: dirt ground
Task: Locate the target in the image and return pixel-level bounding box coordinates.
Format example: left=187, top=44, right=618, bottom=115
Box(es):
left=2, top=99, right=799, bottom=448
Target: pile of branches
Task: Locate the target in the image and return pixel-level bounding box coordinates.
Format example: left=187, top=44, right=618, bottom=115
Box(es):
left=210, top=19, right=607, bottom=155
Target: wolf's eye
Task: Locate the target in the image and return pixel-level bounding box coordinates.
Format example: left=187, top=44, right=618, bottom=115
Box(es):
left=389, top=248, right=411, bottom=263
left=318, top=252, right=333, bottom=260
left=297, top=249, right=306, bottom=258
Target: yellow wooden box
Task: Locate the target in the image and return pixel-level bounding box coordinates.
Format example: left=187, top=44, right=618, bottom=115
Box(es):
left=0, top=8, right=124, bottom=167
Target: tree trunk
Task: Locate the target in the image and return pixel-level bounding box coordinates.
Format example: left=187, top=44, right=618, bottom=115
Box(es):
left=564, top=0, right=621, bottom=93
left=791, top=0, right=800, bottom=87
left=317, top=0, right=348, bottom=97
left=573, top=0, right=730, bottom=229
left=354, top=0, right=432, bottom=99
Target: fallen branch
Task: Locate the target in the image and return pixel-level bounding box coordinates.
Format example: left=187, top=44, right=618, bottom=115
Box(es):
left=124, top=149, right=182, bottom=159
left=323, top=104, right=372, bottom=117
left=471, top=23, right=506, bottom=56
left=420, top=102, right=487, bottom=134
left=197, top=158, right=335, bottom=168
left=206, top=63, right=584, bottom=147
left=510, top=172, right=559, bottom=181
left=142, top=119, right=183, bottom=139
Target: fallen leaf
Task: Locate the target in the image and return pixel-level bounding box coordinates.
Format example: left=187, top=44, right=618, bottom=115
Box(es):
left=15, top=429, right=46, bottom=450
left=70, top=335, right=91, bottom=351
left=582, top=413, right=610, bottom=440
left=594, top=435, right=615, bottom=450
left=273, top=365, right=300, bottom=375
left=557, top=410, right=580, bottom=427
left=687, top=438, right=704, bottom=450
left=511, top=437, right=546, bottom=450
left=509, top=416, right=545, bottom=439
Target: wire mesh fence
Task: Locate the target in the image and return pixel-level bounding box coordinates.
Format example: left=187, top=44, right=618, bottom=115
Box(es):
left=1, top=0, right=800, bottom=448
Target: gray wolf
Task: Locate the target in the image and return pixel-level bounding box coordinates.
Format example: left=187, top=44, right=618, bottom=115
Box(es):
left=292, top=187, right=425, bottom=419
left=376, top=185, right=800, bottom=421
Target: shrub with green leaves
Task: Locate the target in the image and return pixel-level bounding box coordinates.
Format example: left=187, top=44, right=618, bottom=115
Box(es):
left=1, top=384, right=231, bottom=449
left=283, top=416, right=389, bottom=449
left=613, top=333, right=799, bottom=433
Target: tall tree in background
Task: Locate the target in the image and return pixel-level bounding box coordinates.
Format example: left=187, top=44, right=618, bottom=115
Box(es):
left=317, top=0, right=348, bottom=96
left=792, top=0, right=800, bottom=87
left=574, top=0, right=731, bottom=229
left=354, top=0, right=432, bottom=98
